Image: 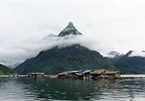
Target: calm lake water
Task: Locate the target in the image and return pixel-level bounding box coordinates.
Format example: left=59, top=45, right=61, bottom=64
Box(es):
left=0, top=77, right=145, bottom=101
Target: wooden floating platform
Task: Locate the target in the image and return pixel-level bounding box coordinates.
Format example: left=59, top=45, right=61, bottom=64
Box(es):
left=27, top=72, right=44, bottom=78
left=120, top=75, right=145, bottom=79
left=57, top=69, right=121, bottom=79
left=45, top=75, right=57, bottom=78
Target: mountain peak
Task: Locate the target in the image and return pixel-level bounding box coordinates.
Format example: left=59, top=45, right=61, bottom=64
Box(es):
left=125, top=50, right=134, bottom=56
left=58, top=22, right=82, bottom=37
left=68, top=22, right=74, bottom=27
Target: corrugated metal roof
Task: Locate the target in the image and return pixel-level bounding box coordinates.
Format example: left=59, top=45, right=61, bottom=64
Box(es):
left=83, top=70, right=92, bottom=74
left=70, top=70, right=80, bottom=73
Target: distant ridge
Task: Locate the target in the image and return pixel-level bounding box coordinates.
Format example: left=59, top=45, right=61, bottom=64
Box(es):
left=0, top=64, right=15, bottom=75
left=58, top=22, right=82, bottom=37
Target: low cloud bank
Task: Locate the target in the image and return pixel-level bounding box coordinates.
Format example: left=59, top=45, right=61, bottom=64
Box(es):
left=0, top=34, right=145, bottom=67
left=129, top=50, right=145, bottom=57
left=0, top=34, right=104, bottom=67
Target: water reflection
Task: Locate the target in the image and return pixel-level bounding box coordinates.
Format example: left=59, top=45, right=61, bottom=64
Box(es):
left=0, top=77, right=145, bottom=101
left=0, top=77, right=44, bottom=101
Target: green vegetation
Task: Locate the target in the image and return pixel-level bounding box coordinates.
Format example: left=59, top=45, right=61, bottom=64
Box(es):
left=0, top=64, right=15, bottom=75
left=113, top=51, right=145, bottom=74
left=14, top=45, right=145, bottom=75
left=58, top=22, right=82, bottom=37
left=13, top=22, right=145, bottom=75
left=14, top=44, right=117, bottom=75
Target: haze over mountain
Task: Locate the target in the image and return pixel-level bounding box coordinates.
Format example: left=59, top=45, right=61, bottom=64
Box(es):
left=13, top=22, right=145, bottom=74
left=0, top=22, right=102, bottom=67
left=107, top=51, right=123, bottom=58
left=1, top=21, right=145, bottom=68
left=14, top=22, right=117, bottom=74
left=113, top=50, right=145, bottom=74
left=14, top=44, right=117, bottom=74
left=1, top=2, right=145, bottom=69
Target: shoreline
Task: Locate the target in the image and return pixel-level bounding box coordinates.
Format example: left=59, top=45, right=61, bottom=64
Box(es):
left=1, top=74, right=145, bottom=79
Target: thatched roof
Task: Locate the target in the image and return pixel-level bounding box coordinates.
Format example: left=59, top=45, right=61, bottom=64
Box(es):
left=105, top=71, right=120, bottom=74
left=57, top=71, right=68, bottom=76
left=90, top=69, right=106, bottom=75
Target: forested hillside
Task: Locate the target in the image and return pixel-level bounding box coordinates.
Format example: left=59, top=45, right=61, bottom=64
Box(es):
left=14, top=45, right=117, bottom=74
left=0, top=64, right=15, bottom=75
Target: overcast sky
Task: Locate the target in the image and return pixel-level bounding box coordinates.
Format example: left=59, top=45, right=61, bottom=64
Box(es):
left=0, top=0, right=145, bottom=66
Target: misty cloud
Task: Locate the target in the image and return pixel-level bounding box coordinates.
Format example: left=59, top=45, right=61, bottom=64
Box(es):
left=0, top=34, right=106, bottom=66
left=1, top=1, right=145, bottom=67
left=129, top=50, right=145, bottom=57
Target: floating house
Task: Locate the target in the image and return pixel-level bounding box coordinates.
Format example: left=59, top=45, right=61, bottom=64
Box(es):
left=75, top=72, right=84, bottom=79
left=13, top=73, right=19, bottom=77
left=83, top=70, right=93, bottom=79
left=83, top=70, right=93, bottom=75
left=57, top=69, right=121, bottom=79
left=27, top=72, right=44, bottom=78
left=57, top=71, right=69, bottom=79
left=104, top=71, right=120, bottom=78
left=90, top=69, right=120, bottom=79
left=69, top=70, right=80, bottom=78
left=57, top=70, right=83, bottom=79
left=90, top=69, right=106, bottom=79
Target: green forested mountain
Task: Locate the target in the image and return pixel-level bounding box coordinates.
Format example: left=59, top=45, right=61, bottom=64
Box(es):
left=113, top=50, right=145, bottom=74
left=14, top=22, right=117, bottom=74
left=0, top=64, right=15, bottom=75
left=13, top=22, right=145, bottom=74
left=14, top=46, right=145, bottom=74
left=14, top=44, right=117, bottom=74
